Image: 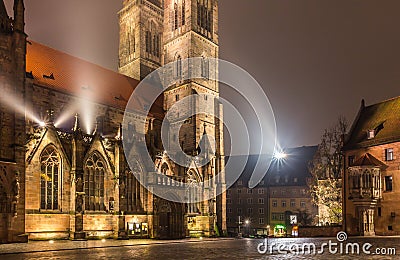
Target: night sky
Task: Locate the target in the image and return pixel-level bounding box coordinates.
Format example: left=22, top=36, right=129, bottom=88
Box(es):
left=4, top=0, right=400, bottom=148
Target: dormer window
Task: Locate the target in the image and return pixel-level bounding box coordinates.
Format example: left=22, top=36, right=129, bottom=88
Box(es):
left=367, top=130, right=375, bottom=139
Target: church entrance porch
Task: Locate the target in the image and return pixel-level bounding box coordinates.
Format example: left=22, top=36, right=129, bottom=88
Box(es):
left=154, top=198, right=185, bottom=239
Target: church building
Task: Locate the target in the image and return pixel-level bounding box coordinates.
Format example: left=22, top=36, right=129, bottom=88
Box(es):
left=0, top=0, right=226, bottom=243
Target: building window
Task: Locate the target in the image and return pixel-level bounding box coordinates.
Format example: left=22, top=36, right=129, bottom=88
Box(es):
left=367, top=130, right=375, bottom=139
left=259, top=208, right=264, bottom=214
left=290, top=200, right=296, bottom=208
left=258, top=188, right=264, bottom=194
left=40, top=146, right=61, bottom=210
left=237, top=208, right=242, bottom=214
left=385, top=176, right=393, bottom=192
left=182, top=0, right=186, bottom=25
left=238, top=180, right=243, bottom=186
left=201, top=57, right=209, bottom=79
left=84, top=152, right=105, bottom=211
left=175, top=94, right=180, bottom=101
left=237, top=189, right=242, bottom=194
left=174, top=2, right=179, bottom=30
left=300, top=201, right=306, bottom=208
left=272, top=213, right=277, bottom=220
left=121, top=170, right=141, bottom=213
left=227, top=189, right=231, bottom=195
left=281, top=190, right=285, bottom=195
left=238, top=199, right=242, bottom=205
left=293, top=177, right=298, bottom=183
left=272, top=200, right=277, bottom=207
left=258, top=198, right=264, bottom=204
left=272, top=190, right=276, bottom=196
left=348, top=155, right=355, bottom=166
left=386, top=148, right=394, bottom=161
left=247, top=198, right=253, bottom=204
left=247, top=208, right=253, bottom=214
left=281, top=200, right=287, bottom=208
left=227, top=198, right=232, bottom=204
left=228, top=208, right=232, bottom=213
left=247, top=189, right=252, bottom=194
left=279, top=214, right=284, bottom=221
left=259, top=218, right=264, bottom=225
left=176, top=55, right=182, bottom=78
left=378, top=207, right=382, bottom=217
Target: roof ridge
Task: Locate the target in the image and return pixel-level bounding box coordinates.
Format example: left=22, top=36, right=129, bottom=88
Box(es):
left=364, top=95, right=400, bottom=109
left=29, top=40, right=133, bottom=80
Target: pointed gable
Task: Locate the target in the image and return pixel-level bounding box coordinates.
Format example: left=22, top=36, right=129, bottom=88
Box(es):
left=351, top=153, right=387, bottom=168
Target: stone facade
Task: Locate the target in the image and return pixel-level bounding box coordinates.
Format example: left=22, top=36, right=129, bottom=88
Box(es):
left=0, top=0, right=226, bottom=242
left=0, top=0, right=27, bottom=243
left=343, top=98, right=400, bottom=236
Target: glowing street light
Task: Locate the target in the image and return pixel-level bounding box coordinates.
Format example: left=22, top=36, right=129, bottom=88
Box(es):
left=39, top=121, right=46, bottom=127
left=274, top=151, right=287, bottom=160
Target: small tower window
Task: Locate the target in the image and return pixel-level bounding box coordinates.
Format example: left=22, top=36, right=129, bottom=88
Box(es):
left=182, top=0, right=186, bottom=26
left=174, top=2, right=179, bottom=30
left=201, top=57, right=209, bottom=79
left=176, top=56, right=182, bottom=78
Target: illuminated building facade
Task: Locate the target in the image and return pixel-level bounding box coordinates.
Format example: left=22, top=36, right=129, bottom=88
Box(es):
left=226, top=147, right=318, bottom=237
left=343, top=97, right=400, bottom=236
left=0, top=0, right=226, bottom=242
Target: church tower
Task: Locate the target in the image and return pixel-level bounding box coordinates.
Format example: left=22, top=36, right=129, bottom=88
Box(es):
left=0, top=0, right=27, bottom=243
left=118, top=0, right=164, bottom=80
left=162, top=0, right=226, bottom=236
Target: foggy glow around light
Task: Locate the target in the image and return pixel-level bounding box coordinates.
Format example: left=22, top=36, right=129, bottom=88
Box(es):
left=274, top=151, right=287, bottom=160
left=0, top=89, right=43, bottom=125
left=54, top=87, right=95, bottom=134
left=0, top=85, right=96, bottom=134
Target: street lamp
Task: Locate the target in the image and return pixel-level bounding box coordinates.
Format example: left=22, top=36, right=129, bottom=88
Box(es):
left=274, top=151, right=287, bottom=160
left=245, top=220, right=250, bottom=236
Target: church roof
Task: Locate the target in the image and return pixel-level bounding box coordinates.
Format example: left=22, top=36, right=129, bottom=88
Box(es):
left=344, top=96, right=400, bottom=150
left=351, top=153, right=387, bottom=168
left=26, top=41, right=164, bottom=118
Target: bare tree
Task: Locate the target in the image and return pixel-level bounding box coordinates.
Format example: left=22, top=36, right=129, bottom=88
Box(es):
left=309, top=117, right=348, bottom=225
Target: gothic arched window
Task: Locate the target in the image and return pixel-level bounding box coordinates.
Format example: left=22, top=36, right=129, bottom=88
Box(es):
left=182, top=0, right=186, bottom=26
left=145, top=30, right=151, bottom=53
left=84, top=152, right=105, bottom=211
left=201, top=57, right=209, bottom=79
left=174, top=2, right=179, bottom=30
left=40, top=146, right=61, bottom=210
left=176, top=55, right=182, bottom=78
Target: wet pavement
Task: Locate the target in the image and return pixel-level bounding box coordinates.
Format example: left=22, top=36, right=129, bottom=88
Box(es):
left=0, top=236, right=399, bottom=259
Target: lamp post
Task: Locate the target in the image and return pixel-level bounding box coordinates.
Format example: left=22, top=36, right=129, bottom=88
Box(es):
left=238, top=216, right=243, bottom=237
left=245, top=220, right=250, bottom=236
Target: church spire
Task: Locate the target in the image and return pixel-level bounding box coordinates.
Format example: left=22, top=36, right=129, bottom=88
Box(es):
left=0, top=0, right=12, bottom=32
left=13, top=0, right=24, bottom=32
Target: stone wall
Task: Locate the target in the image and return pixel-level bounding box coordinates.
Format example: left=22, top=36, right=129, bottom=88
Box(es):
left=298, top=226, right=342, bottom=238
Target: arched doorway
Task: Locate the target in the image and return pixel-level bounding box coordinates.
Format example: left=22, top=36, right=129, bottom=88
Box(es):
left=154, top=197, right=185, bottom=239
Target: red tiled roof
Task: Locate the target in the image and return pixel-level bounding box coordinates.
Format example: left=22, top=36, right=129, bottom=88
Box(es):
left=344, top=96, right=400, bottom=149
left=26, top=41, right=164, bottom=118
